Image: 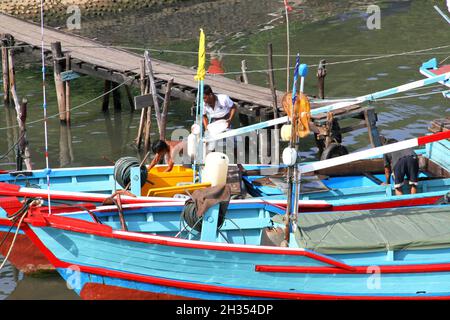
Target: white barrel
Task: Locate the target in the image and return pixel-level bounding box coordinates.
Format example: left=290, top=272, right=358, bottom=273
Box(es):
left=202, top=152, right=229, bottom=187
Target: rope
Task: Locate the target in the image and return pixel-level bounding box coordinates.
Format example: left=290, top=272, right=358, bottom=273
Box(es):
left=0, top=77, right=133, bottom=131
left=0, top=213, right=27, bottom=271
left=113, top=156, right=147, bottom=189
left=440, top=55, right=450, bottom=65
left=0, top=131, right=25, bottom=161
left=0, top=199, right=35, bottom=272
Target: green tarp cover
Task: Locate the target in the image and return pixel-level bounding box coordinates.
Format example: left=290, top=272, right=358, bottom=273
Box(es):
left=291, top=206, right=450, bottom=254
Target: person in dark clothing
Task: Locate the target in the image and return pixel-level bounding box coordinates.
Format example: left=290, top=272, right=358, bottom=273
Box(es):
left=381, top=137, right=419, bottom=195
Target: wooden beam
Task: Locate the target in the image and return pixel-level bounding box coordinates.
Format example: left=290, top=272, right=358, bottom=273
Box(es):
left=144, top=51, right=162, bottom=134
left=160, top=78, right=173, bottom=140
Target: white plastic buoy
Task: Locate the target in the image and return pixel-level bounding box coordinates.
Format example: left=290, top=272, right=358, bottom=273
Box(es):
left=202, top=152, right=229, bottom=186
left=191, top=123, right=201, bottom=135
left=280, top=124, right=292, bottom=141
left=282, top=147, right=297, bottom=166
left=187, top=133, right=198, bottom=158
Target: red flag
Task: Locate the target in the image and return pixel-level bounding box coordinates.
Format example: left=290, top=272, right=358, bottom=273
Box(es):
left=284, top=0, right=293, bottom=11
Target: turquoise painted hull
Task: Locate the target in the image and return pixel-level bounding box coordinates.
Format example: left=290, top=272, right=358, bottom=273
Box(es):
left=23, top=202, right=450, bottom=299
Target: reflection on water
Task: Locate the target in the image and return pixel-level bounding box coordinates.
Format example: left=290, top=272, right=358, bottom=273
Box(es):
left=0, top=257, right=22, bottom=300
left=0, top=0, right=449, bottom=299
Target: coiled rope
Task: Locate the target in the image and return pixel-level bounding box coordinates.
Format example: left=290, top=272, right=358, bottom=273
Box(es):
left=113, top=157, right=147, bottom=189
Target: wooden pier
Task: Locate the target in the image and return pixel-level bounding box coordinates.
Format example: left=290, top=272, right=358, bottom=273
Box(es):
left=0, top=13, right=378, bottom=162
left=0, top=13, right=285, bottom=121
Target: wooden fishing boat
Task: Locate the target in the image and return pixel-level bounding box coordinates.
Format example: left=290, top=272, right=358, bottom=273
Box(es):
left=244, top=138, right=450, bottom=208
left=420, top=60, right=450, bottom=98
left=0, top=131, right=449, bottom=274
left=18, top=197, right=450, bottom=299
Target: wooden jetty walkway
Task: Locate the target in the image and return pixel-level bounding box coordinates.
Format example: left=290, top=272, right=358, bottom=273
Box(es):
left=1, top=13, right=377, bottom=162
left=0, top=13, right=284, bottom=119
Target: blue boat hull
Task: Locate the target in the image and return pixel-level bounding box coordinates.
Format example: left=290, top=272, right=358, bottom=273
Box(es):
left=22, top=202, right=450, bottom=299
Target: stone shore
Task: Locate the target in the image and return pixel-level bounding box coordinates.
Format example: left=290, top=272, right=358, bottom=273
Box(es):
left=0, top=0, right=191, bottom=19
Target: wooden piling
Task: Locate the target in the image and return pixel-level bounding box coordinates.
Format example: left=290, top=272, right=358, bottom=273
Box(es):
left=160, top=78, right=173, bottom=140
left=112, top=82, right=122, bottom=111
left=17, top=99, right=32, bottom=170
left=317, top=60, right=327, bottom=99
left=241, top=60, right=249, bottom=84
left=1, top=36, right=10, bottom=107
left=59, top=123, right=74, bottom=167
left=125, top=85, right=135, bottom=112
left=102, top=80, right=111, bottom=112
left=364, top=108, right=382, bottom=147
left=65, top=54, right=71, bottom=124
left=51, top=41, right=67, bottom=122
left=8, top=48, right=32, bottom=170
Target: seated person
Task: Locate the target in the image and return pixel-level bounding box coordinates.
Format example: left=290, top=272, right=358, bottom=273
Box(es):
left=381, top=137, right=419, bottom=195
left=148, top=139, right=186, bottom=172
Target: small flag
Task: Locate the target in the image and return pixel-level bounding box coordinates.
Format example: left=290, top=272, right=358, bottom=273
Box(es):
left=194, top=29, right=206, bottom=81
left=284, top=0, right=293, bottom=11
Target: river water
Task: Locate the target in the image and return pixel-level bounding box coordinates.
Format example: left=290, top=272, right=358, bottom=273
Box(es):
left=0, top=0, right=448, bottom=299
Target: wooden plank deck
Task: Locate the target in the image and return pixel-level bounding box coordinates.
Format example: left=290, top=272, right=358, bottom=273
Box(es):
left=0, top=13, right=285, bottom=109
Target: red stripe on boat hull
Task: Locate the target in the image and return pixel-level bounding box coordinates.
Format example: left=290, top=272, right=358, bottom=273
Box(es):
left=80, top=283, right=196, bottom=300
left=331, top=196, right=442, bottom=211
left=22, top=223, right=450, bottom=300
left=256, top=263, right=450, bottom=274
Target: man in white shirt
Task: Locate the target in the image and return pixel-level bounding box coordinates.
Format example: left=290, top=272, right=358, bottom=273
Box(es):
left=202, top=85, right=237, bottom=129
